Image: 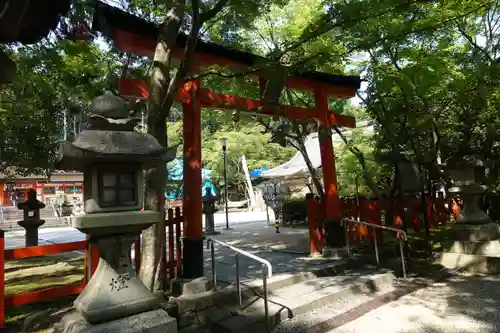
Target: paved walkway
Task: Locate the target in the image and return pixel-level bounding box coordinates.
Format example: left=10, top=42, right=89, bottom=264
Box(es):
left=328, top=272, right=500, bottom=333
left=203, top=222, right=339, bottom=282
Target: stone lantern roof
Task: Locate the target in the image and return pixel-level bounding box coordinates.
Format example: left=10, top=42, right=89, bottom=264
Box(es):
left=56, top=91, right=169, bottom=171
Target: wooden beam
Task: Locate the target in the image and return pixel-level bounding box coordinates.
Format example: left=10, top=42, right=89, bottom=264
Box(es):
left=112, top=29, right=357, bottom=99
left=120, top=79, right=356, bottom=128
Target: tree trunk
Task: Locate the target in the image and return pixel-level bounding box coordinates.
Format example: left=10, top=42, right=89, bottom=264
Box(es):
left=331, top=126, right=385, bottom=201
left=139, top=1, right=186, bottom=294
left=298, top=140, right=324, bottom=198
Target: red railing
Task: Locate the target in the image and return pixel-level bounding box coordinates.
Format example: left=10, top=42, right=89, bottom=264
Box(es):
left=166, top=207, right=183, bottom=278
left=0, top=209, right=184, bottom=328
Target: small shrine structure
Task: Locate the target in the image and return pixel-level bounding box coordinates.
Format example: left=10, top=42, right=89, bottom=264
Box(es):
left=91, top=1, right=361, bottom=277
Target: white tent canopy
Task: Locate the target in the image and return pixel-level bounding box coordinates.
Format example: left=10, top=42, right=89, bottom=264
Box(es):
left=261, top=122, right=374, bottom=179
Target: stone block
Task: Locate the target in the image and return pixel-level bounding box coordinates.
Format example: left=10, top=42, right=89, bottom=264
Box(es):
left=53, top=309, right=177, bottom=333
left=439, top=252, right=500, bottom=274
left=321, top=247, right=348, bottom=259
left=172, top=277, right=214, bottom=295
left=443, top=223, right=500, bottom=242
left=441, top=239, right=500, bottom=256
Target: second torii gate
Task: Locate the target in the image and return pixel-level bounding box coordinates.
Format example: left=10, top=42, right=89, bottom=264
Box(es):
left=92, top=0, right=361, bottom=279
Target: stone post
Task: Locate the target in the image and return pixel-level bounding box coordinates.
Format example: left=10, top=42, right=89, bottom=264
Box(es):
left=17, top=189, right=45, bottom=247
left=202, top=186, right=218, bottom=235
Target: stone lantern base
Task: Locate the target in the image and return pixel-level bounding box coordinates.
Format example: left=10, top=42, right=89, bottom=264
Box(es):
left=54, top=308, right=176, bottom=333
left=55, top=229, right=177, bottom=333
left=74, top=234, right=158, bottom=324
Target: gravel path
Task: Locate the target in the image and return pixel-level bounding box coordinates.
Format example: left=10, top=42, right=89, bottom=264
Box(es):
left=327, top=272, right=500, bottom=333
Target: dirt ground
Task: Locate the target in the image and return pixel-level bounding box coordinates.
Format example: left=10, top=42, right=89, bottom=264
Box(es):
left=5, top=253, right=84, bottom=333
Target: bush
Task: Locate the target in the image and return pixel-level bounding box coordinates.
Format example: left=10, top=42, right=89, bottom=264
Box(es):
left=281, top=198, right=307, bottom=225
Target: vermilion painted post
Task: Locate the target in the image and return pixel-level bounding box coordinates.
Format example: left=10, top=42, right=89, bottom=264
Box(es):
left=359, top=198, right=369, bottom=242
left=90, top=244, right=99, bottom=276
left=84, top=241, right=89, bottom=283
left=314, top=196, right=325, bottom=247
left=175, top=207, right=182, bottom=276
left=0, top=229, right=4, bottom=328
left=437, top=192, right=447, bottom=225
left=306, top=194, right=319, bottom=255
left=425, top=194, right=436, bottom=230
left=372, top=199, right=383, bottom=244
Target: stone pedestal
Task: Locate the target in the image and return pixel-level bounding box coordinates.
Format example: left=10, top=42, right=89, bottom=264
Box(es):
left=204, top=213, right=218, bottom=235
left=54, top=308, right=176, bottom=333
left=17, top=218, right=45, bottom=247
left=449, top=185, right=491, bottom=225
left=75, top=233, right=158, bottom=324
left=439, top=223, right=500, bottom=273
left=172, top=277, right=213, bottom=295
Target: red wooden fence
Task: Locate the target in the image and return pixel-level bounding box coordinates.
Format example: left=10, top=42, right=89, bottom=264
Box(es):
left=0, top=209, right=183, bottom=328
left=339, top=195, right=449, bottom=246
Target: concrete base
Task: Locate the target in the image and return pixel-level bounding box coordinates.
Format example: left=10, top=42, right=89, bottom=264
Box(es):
left=443, top=222, right=500, bottom=241
left=182, top=237, right=205, bottom=279
left=53, top=308, right=177, bottom=333
left=438, top=222, right=500, bottom=273
left=442, top=239, right=500, bottom=256
left=321, top=247, right=348, bottom=259
left=172, top=277, right=213, bottom=295
left=203, top=231, right=221, bottom=236
left=439, top=252, right=500, bottom=274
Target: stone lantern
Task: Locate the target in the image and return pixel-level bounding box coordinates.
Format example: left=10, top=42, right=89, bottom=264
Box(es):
left=447, top=155, right=491, bottom=225
left=17, top=189, right=45, bottom=247
left=54, top=91, right=177, bottom=332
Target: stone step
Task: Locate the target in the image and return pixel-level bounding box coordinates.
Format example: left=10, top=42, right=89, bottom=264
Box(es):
left=271, top=284, right=395, bottom=333
left=207, top=271, right=394, bottom=333
left=438, top=252, right=500, bottom=274
left=181, top=261, right=351, bottom=308
left=441, top=239, right=500, bottom=256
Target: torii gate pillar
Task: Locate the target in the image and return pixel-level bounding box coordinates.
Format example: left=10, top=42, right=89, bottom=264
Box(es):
left=315, top=88, right=346, bottom=248
left=182, top=81, right=204, bottom=279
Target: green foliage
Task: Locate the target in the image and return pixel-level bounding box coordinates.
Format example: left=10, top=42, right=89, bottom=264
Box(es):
left=281, top=197, right=307, bottom=224
left=0, top=40, right=123, bottom=173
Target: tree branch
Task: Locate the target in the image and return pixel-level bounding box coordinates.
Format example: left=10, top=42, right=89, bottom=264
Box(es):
left=200, top=0, right=229, bottom=23
left=161, top=0, right=201, bottom=110
left=458, top=24, right=494, bottom=62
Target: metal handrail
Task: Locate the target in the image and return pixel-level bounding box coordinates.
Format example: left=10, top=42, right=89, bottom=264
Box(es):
left=341, top=217, right=407, bottom=279
left=207, top=238, right=273, bottom=333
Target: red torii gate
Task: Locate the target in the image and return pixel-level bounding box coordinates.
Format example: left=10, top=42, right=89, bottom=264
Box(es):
left=92, top=1, right=361, bottom=278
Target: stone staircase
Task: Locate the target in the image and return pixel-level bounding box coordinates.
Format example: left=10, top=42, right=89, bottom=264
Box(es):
left=176, top=263, right=399, bottom=333
left=0, top=205, right=67, bottom=231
